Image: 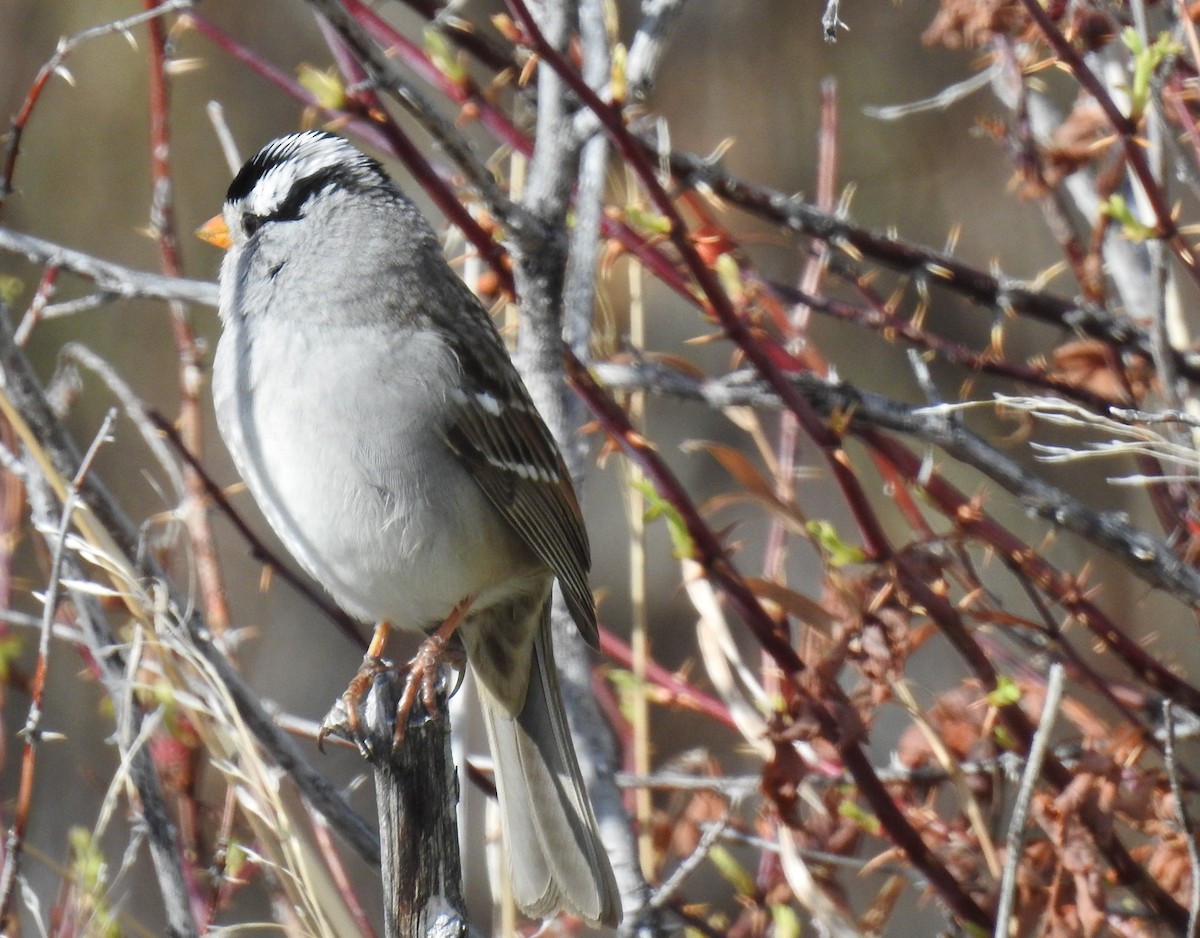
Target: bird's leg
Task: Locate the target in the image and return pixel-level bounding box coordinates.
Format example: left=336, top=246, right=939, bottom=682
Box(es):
left=393, top=595, right=474, bottom=748
left=319, top=621, right=392, bottom=752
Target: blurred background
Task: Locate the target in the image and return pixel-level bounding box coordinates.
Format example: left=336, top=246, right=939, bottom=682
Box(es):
left=1, top=1, right=1192, bottom=935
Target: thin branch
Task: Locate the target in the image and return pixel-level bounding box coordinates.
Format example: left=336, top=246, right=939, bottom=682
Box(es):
left=0, top=0, right=195, bottom=205
left=22, top=464, right=199, bottom=938
left=0, top=410, right=117, bottom=931
left=626, top=0, right=692, bottom=100
left=1164, top=700, right=1200, bottom=938
left=300, top=0, right=521, bottom=227
left=58, top=344, right=185, bottom=501
left=646, top=798, right=739, bottom=912
left=1016, top=0, right=1200, bottom=290
left=664, top=148, right=1200, bottom=385
left=144, top=0, right=232, bottom=643
left=0, top=226, right=218, bottom=307
left=595, top=359, right=1200, bottom=623
left=994, top=663, right=1066, bottom=938
left=821, top=0, right=846, bottom=41
left=564, top=353, right=994, bottom=931
left=506, top=0, right=897, bottom=566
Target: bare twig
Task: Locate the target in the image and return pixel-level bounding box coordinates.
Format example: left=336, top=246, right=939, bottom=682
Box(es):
left=1164, top=700, right=1200, bottom=938
left=0, top=409, right=117, bottom=930
left=0, top=0, right=194, bottom=205
left=821, top=0, right=846, bottom=41
left=21, top=460, right=199, bottom=938
left=0, top=225, right=218, bottom=307
left=994, top=663, right=1065, bottom=938
left=646, top=798, right=739, bottom=911
left=301, top=0, right=520, bottom=227
left=1016, top=0, right=1200, bottom=290
left=664, top=149, right=1200, bottom=385
left=563, top=353, right=994, bottom=931
left=322, top=674, right=468, bottom=938
left=145, top=0, right=232, bottom=642
left=596, top=359, right=1200, bottom=625
left=59, top=343, right=185, bottom=502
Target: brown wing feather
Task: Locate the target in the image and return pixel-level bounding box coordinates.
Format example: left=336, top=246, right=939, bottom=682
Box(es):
left=434, top=280, right=598, bottom=646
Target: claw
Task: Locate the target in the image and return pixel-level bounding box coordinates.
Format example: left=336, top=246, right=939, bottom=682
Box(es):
left=391, top=595, right=476, bottom=749
left=392, top=634, right=448, bottom=748
left=320, top=653, right=389, bottom=755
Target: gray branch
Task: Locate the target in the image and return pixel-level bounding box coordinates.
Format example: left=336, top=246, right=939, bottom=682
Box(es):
left=509, top=2, right=648, bottom=929
left=592, top=359, right=1200, bottom=609
left=663, top=148, right=1200, bottom=385
left=25, top=468, right=198, bottom=938
left=0, top=225, right=218, bottom=307
left=323, top=675, right=469, bottom=938
left=994, top=663, right=1064, bottom=937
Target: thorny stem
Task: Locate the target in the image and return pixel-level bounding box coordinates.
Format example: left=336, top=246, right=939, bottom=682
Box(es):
left=1016, top=0, right=1200, bottom=291
left=145, top=0, right=232, bottom=640
left=900, top=564, right=1189, bottom=930
left=665, top=150, right=1200, bottom=385
left=564, top=354, right=993, bottom=931
left=0, top=410, right=116, bottom=931
left=865, top=428, right=1200, bottom=713
left=0, top=0, right=194, bottom=209
left=598, top=628, right=736, bottom=730
left=505, top=0, right=896, bottom=565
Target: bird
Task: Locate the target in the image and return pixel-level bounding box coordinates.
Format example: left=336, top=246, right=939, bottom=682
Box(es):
left=199, top=129, right=620, bottom=927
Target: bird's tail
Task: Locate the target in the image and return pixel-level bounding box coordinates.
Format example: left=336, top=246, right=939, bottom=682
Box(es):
left=472, top=606, right=621, bottom=927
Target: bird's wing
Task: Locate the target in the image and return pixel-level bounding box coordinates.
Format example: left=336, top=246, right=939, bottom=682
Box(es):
left=434, top=278, right=598, bottom=646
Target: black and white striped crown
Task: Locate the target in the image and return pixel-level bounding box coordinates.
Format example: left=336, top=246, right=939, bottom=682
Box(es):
left=225, top=130, right=390, bottom=222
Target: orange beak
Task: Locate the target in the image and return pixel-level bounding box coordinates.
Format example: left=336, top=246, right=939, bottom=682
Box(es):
left=197, top=214, right=232, bottom=250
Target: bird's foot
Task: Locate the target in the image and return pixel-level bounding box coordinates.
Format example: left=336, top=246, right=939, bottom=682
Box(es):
left=318, top=653, right=391, bottom=756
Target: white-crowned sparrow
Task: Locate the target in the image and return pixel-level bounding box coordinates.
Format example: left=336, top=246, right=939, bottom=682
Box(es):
left=201, top=130, right=620, bottom=927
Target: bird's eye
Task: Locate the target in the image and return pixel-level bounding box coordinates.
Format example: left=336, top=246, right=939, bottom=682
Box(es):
left=242, top=213, right=263, bottom=237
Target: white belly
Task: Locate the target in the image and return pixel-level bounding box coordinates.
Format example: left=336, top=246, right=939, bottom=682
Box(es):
left=212, top=316, right=541, bottom=630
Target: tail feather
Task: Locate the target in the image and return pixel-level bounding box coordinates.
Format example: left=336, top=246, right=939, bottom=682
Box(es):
left=474, top=609, right=621, bottom=927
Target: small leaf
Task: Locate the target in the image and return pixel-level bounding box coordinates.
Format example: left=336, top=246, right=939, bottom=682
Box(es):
left=225, top=840, right=248, bottom=879
left=986, top=674, right=1021, bottom=708
left=837, top=798, right=882, bottom=835
left=714, top=252, right=742, bottom=298
left=707, top=845, right=756, bottom=895
left=610, top=41, right=627, bottom=103
left=424, top=26, right=467, bottom=84
left=0, top=276, right=22, bottom=304
left=297, top=64, right=345, bottom=111
left=1100, top=193, right=1156, bottom=242
left=69, top=827, right=105, bottom=892
left=632, top=477, right=694, bottom=559
left=770, top=903, right=802, bottom=938
left=606, top=668, right=645, bottom=724
left=743, top=578, right=836, bottom=634
left=1121, top=28, right=1181, bottom=121
left=805, top=519, right=866, bottom=567
left=625, top=205, right=672, bottom=236
left=0, top=635, right=24, bottom=682
left=690, top=442, right=776, bottom=504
